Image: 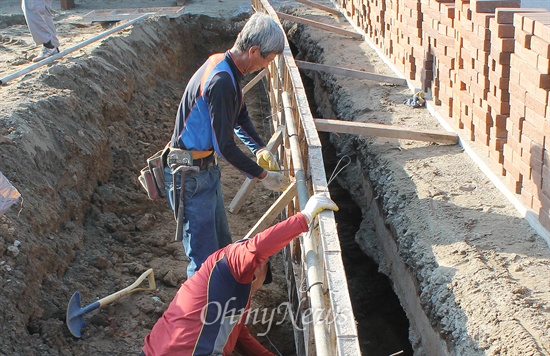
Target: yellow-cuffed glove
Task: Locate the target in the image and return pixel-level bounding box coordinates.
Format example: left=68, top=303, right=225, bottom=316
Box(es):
left=256, top=148, right=280, bottom=171
left=259, top=171, right=290, bottom=191
left=301, top=193, right=339, bottom=223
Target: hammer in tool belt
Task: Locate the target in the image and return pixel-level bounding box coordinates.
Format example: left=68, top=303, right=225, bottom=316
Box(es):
left=168, top=149, right=199, bottom=242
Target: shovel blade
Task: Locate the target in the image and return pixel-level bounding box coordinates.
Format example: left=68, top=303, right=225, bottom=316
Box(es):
left=66, top=291, right=86, bottom=338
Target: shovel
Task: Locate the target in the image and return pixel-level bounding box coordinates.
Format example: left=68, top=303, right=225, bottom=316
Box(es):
left=66, top=268, right=156, bottom=338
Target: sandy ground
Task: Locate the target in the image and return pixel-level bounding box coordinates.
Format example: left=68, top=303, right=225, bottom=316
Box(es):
left=1, top=0, right=549, bottom=355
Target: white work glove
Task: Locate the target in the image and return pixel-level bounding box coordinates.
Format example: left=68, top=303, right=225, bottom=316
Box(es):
left=259, top=171, right=290, bottom=191
left=256, top=148, right=280, bottom=171
left=301, top=193, right=339, bottom=223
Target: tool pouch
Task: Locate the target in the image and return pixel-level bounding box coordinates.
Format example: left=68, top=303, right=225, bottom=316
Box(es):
left=138, top=148, right=168, bottom=200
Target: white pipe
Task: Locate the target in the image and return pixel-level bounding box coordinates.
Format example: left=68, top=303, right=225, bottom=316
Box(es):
left=282, top=91, right=331, bottom=356
left=0, top=14, right=151, bottom=86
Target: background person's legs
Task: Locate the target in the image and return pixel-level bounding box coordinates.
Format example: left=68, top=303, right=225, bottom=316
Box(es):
left=22, top=0, right=59, bottom=47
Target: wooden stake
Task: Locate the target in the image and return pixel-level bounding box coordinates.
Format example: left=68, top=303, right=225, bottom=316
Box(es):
left=276, top=11, right=362, bottom=39
left=295, top=60, right=407, bottom=86
left=243, top=182, right=298, bottom=240
left=243, top=68, right=267, bottom=95
left=229, top=125, right=285, bottom=214
left=314, top=118, right=459, bottom=144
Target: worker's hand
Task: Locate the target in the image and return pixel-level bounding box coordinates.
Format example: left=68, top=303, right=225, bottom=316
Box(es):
left=256, top=148, right=280, bottom=171
left=301, top=193, right=339, bottom=223
left=259, top=171, right=289, bottom=191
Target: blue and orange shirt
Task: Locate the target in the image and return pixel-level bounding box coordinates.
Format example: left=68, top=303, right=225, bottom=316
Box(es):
left=170, top=51, right=266, bottom=179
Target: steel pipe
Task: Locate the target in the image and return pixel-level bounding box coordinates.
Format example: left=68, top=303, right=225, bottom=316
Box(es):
left=0, top=14, right=151, bottom=86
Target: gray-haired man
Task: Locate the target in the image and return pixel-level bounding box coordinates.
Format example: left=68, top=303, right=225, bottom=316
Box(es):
left=163, top=12, right=289, bottom=279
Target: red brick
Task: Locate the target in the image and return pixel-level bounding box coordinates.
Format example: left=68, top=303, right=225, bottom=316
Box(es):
left=490, top=37, right=515, bottom=53
left=523, top=119, right=545, bottom=144
left=489, top=60, right=511, bottom=77
left=514, top=42, right=541, bottom=63
left=471, top=0, right=519, bottom=14
left=489, top=21, right=516, bottom=38
left=520, top=187, right=534, bottom=205
left=532, top=194, right=542, bottom=213
left=513, top=149, right=532, bottom=178
left=487, top=93, right=510, bottom=115
left=536, top=55, right=550, bottom=75
left=533, top=17, right=550, bottom=41
left=538, top=196, right=550, bottom=222
left=489, top=68, right=510, bottom=89
left=496, top=8, right=547, bottom=25
left=544, top=148, right=550, bottom=164
left=510, top=96, right=526, bottom=120
left=542, top=167, right=550, bottom=193
left=508, top=79, right=526, bottom=101
left=514, top=27, right=533, bottom=49
left=525, top=92, right=548, bottom=117
left=523, top=13, right=550, bottom=36
left=531, top=35, right=550, bottom=59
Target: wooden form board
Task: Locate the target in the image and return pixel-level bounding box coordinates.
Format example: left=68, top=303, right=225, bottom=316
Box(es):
left=275, top=11, right=362, bottom=39
left=295, top=60, right=407, bottom=86
left=242, top=69, right=267, bottom=95
left=243, top=182, right=298, bottom=240
left=294, top=0, right=341, bottom=17
left=228, top=125, right=285, bottom=214
left=81, top=6, right=184, bottom=22
left=314, top=118, right=459, bottom=144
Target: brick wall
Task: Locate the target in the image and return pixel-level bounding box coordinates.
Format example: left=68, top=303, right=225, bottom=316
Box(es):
left=333, top=0, right=550, bottom=230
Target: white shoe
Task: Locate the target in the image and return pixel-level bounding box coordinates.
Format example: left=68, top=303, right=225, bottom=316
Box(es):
left=33, top=46, right=60, bottom=62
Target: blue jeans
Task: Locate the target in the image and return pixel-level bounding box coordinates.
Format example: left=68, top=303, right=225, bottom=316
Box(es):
left=164, top=165, right=232, bottom=278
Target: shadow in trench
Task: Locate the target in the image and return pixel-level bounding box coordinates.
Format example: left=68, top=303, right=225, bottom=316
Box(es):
left=321, top=130, right=414, bottom=356
left=291, top=50, right=414, bottom=353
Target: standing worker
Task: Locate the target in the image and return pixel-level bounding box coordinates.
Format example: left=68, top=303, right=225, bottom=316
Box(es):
left=142, top=193, right=339, bottom=356
left=164, top=12, right=289, bottom=279
left=21, top=0, right=60, bottom=62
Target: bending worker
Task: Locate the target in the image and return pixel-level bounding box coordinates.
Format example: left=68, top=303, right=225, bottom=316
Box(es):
left=142, top=193, right=339, bottom=356
left=164, top=12, right=289, bottom=278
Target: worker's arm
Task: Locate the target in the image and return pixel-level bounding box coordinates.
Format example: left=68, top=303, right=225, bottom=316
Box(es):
left=226, top=194, right=339, bottom=283
left=226, top=213, right=309, bottom=284
left=234, top=325, right=275, bottom=356
left=208, top=72, right=264, bottom=179
left=234, top=102, right=267, bottom=155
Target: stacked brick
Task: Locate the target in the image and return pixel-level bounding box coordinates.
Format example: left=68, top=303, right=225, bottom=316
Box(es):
left=504, top=12, right=550, bottom=224
left=421, top=0, right=457, bottom=120
left=332, top=0, right=550, bottom=231
left=382, top=0, right=423, bottom=80
left=486, top=8, right=521, bottom=166
left=368, top=0, right=386, bottom=47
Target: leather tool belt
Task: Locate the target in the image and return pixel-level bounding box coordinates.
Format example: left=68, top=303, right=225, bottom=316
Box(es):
left=167, top=148, right=215, bottom=171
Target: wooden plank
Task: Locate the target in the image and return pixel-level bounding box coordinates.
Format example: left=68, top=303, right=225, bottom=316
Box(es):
left=82, top=6, right=184, bottom=22
left=228, top=125, right=285, bottom=214
left=314, top=119, right=459, bottom=144
left=295, top=60, right=407, bottom=86
left=243, top=181, right=298, bottom=240
left=275, top=11, right=363, bottom=39
left=294, top=0, right=341, bottom=17
left=242, top=68, right=267, bottom=95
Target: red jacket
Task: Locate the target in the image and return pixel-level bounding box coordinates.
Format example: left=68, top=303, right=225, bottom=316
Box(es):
left=142, top=213, right=309, bottom=355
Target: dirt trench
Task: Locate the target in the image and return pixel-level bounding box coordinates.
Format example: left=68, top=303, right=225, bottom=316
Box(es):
left=0, top=13, right=296, bottom=355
